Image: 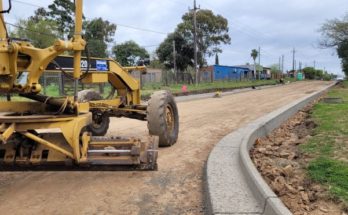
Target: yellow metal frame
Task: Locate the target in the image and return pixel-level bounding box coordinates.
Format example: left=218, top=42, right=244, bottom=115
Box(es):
left=0, top=112, right=92, bottom=163
left=0, top=0, right=85, bottom=94
left=0, top=0, right=154, bottom=166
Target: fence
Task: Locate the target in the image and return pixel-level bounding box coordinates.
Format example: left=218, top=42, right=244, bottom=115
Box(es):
left=37, top=68, right=286, bottom=98
left=40, top=69, right=164, bottom=97
left=40, top=72, right=108, bottom=97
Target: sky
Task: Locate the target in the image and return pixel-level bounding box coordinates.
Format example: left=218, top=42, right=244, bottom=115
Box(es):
left=4, top=0, right=348, bottom=75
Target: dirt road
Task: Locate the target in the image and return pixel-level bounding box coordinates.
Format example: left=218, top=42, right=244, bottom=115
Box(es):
left=0, top=81, right=331, bottom=215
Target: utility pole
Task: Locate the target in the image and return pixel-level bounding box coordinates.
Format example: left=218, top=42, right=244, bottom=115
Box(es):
left=192, top=0, right=199, bottom=86
left=292, top=48, right=296, bottom=71
left=313, top=60, right=316, bottom=69
left=258, top=47, right=261, bottom=80
left=281, top=55, right=284, bottom=73
left=173, top=40, right=177, bottom=84
left=279, top=56, right=281, bottom=72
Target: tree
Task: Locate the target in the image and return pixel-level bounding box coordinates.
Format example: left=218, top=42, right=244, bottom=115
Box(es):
left=47, top=0, right=75, bottom=38
left=269, top=64, right=280, bottom=74
left=320, top=14, right=348, bottom=75
left=251, top=49, right=258, bottom=79
left=84, top=18, right=116, bottom=58
left=11, top=18, right=60, bottom=48
left=337, top=39, right=348, bottom=75
left=157, top=9, right=230, bottom=74
left=157, top=32, right=194, bottom=71
left=215, top=53, right=219, bottom=65
left=302, top=67, right=316, bottom=80
left=27, top=3, right=116, bottom=57
left=302, top=67, right=327, bottom=80
left=177, top=9, right=231, bottom=67
left=29, top=1, right=75, bottom=39
left=29, top=7, right=48, bottom=22
left=112, top=41, right=149, bottom=66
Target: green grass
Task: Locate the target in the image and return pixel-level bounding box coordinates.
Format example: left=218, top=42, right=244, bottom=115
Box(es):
left=39, top=80, right=279, bottom=98
left=141, top=79, right=278, bottom=97
left=301, top=81, right=348, bottom=205
left=44, top=84, right=60, bottom=97
left=308, top=158, right=348, bottom=202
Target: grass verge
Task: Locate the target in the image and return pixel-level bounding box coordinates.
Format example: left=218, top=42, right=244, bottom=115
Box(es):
left=141, top=79, right=278, bottom=98
left=301, top=81, right=348, bottom=206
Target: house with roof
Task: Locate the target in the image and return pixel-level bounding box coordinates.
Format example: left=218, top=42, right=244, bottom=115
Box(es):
left=200, top=65, right=252, bottom=82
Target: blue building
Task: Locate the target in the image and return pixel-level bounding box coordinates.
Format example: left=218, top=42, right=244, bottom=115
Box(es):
left=201, top=65, right=250, bottom=81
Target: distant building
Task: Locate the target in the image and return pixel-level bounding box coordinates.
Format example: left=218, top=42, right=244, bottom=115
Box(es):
left=234, top=65, right=271, bottom=80
left=130, top=68, right=162, bottom=84
left=200, top=65, right=251, bottom=81
left=262, top=67, right=272, bottom=80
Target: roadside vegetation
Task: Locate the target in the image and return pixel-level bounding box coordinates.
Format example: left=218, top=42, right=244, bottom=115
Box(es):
left=301, top=81, right=348, bottom=207
left=35, top=79, right=279, bottom=100
left=141, top=79, right=278, bottom=98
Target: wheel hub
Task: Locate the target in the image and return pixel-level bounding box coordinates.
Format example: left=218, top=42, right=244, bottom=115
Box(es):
left=165, top=105, right=174, bottom=132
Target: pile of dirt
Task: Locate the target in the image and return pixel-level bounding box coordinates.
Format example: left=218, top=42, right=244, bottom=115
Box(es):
left=250, top=104, right=346, bottom=215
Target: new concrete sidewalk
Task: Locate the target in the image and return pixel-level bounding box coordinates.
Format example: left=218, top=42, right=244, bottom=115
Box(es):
left=205, top=82, right=335, bottom=215
left=175, top=84, right=281, bottom=103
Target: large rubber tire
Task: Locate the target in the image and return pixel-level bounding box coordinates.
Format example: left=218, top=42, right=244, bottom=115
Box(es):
left=147, top=91, right=179, bottom=147
left=78, top=90, right=109, bottom=136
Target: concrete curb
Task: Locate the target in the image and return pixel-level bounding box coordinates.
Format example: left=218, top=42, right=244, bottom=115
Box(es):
left=175, top=83, right=282, bottom=103
left=205, top=82, right=336, bottom=215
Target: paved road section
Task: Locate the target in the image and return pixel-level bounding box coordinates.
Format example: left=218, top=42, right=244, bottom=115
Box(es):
left=0, top=81, right=331, bottom=215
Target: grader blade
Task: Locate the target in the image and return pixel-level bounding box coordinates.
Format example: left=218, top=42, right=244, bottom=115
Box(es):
left=87, top=136, right=158, bottom=170
left=0, top=135, right=158, bottom=171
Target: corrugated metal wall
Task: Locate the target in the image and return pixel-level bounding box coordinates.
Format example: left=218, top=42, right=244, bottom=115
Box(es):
left=213, top=65, right=249, bottom=81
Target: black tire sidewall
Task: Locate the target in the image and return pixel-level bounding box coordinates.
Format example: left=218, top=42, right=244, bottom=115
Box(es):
left=88, top=112, right=110, bottom=136
left=147, top=91, right=179, bottom=147
left=78, top=90, right=109, bottom=136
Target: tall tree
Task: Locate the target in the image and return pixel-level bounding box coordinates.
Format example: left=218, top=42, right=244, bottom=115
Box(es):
left=157, top=9, right=230, bottom=73
left=157, top=32, right=194, bottom=71
left=177, top=9, right=231, bottom=67
left=251, top=49, right=258, bottom=79
left=29, top=7, right=49, bottom=22
left=215, top=53, right=219, bottom=65
left=302, top=67, right=316, bottom=80
left=11, top=18, right=60, bottom=48
left=28, top=3, right=116, bottom=57
left=112, top=41, right=149, bottom=66
left=337, top=40, right=348, bottom=75
left=47, top=0, right=75, bottom=38
left=84, top=18, right=116, bottom=58
left=320, top=14, right=348, bottom=75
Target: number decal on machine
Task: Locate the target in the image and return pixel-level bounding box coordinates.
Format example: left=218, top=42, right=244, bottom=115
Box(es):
left=81, top=60, right=88, bottom=68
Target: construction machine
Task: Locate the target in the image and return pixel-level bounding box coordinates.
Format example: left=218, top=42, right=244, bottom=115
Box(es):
left=0, top=0, right=179, bottom=170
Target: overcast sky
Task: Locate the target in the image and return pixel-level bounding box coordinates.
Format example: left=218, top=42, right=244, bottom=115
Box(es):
left=5, top=0, right=347, bottom=75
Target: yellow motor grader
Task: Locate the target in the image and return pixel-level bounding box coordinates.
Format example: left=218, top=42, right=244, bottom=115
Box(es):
left=0, top=0, right=179, bottom=170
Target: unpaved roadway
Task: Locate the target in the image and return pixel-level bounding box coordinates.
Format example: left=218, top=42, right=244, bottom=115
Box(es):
left=0, top=81, right=331, bottom=215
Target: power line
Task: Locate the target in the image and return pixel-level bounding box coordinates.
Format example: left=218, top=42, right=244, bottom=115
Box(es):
left=141, top=44, right=160, bottom=48
left=199, top=0, right=271, bottom=39
left=116, top=23, right=167, bottom=35
left=6, top=22, right=57, bottom=38
left=292, top=48, right=296, bottom=71
left=12, top=0, right=42, bottom=8
left=11, top=0, right=169, bottom=35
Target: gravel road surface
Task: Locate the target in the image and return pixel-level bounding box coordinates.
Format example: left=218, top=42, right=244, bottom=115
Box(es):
left=0, top=81, right=332, bottom=215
